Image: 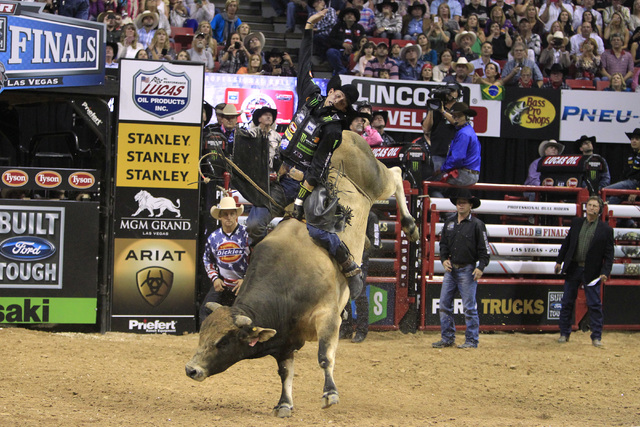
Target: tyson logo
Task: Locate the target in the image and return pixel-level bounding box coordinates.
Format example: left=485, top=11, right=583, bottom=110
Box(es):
left=35, top=171, right=62, bottom=188
left=2, top=169, right=29, bottom=187
left=68, top=172, right=96, bottom=189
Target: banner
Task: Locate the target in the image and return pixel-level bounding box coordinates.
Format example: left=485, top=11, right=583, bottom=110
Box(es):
left=500, top=88, right=561, bottom=140
left=0, top=200, right=99, bottom=324
left=560, top=90, right=640, bottom=144
left=1, top=167, right=100, bottom=192
left=0, top=1, right=104, bottom=92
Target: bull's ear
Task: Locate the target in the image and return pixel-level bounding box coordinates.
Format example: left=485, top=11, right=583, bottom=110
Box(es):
left=242, top=327, right=277, bottom=347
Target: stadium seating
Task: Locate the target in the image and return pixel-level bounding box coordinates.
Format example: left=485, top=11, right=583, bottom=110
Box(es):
left=566, top=79, right=595, bottom=90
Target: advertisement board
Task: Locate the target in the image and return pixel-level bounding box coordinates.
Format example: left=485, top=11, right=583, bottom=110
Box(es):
left=0, top=1, right=105, bottom=91
left=1, top=167, right=100, bottom=192
left=0, top=200, right=99, bottom=324
left=500, top=88, right=561, bottom=140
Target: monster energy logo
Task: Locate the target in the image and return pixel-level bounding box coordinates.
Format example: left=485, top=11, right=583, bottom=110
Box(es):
left=412, top=161, right=419, bottom=171
left=297, top=142, right=315, bottom=155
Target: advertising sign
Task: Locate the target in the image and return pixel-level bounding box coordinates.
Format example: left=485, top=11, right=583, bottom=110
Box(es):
left=0, top=167, right=100, bottom=192
left=500, top=88, right=561, bottom=140
left=559, top=90, right=640, bottom=143
left=0, top=1, right=104, bottom=91
left=0, top=200, right=99, bottom=324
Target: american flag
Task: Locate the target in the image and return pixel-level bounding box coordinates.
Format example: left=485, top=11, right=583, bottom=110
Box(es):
left=141, top=76, right=150, bottom=83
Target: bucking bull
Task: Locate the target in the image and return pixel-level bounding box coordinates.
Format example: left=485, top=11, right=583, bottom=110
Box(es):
left=185, top=131, right=420, bottom=417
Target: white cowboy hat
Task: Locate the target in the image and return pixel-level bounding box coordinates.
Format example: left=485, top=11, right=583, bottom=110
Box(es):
left=453, top=57, right=474, bottom=73
left=135, top=10, right=159, bottom=30
left=220, top=103, right=241, bottom=116
left=538, top=139, right=565, bottom=157
left=400, top=43, right=422, bottom=62
left=454, top=30, right=477, bottom=46
left=546, top=31, right=569, bottom=47
left=210, top=196, right=244, bottom=219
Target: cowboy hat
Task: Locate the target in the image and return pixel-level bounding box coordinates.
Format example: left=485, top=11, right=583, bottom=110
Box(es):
left=215, top=102, right=227, bottom=113
left=203, top=101, right=214, bottom=124
left=450, top=189, right=481, bottom=209
left=407, top=1, right=427, bottom=16
left=106, top=41, right=119, bottom=58
left=134, top=10, right=159, bottom=30
left=252, top=106, right=278, bottom=125
left=376, top=0, right=398, bottom=13
left=265, top=48, right=284, bottom=62
left=454, top=30, right=477, bottom=46
left=243, top=32, right=265, bottom=51
left=372, top=110, right=389, bottom=124
left=348, top=110, right=373, bottom=125
left=546, top=31, right=569, bottom=47
left=538, top=139, right=565, bottom=157
left=339, top=7, right=361, bottom=22
left=210, top=196, right=244, bottom=219
left=326, top=74, right=360, bottom=111
left=97, top=10, right=117, bottom=23
left=576, top=135, right=597, bottom=145
left=220, top=103, right=241, bottom=116
left=453, top=57, right=474, bottom=73
left=450, top=102, right=477, bottom=117
left=625, top=128, right=640, bottom=139
left=400, top=44, right=422, bottom=62
left=546, top=63, right=567, bottom=75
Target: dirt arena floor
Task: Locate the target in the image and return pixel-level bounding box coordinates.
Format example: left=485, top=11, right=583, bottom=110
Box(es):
left=1, top=327, right=639, bottom=426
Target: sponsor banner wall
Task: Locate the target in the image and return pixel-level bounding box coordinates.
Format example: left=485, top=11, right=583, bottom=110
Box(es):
left=0, top=1, right=104, bottom=91
left=500, top=88, right=560, bottom=140
left=0, top=167, right=100, bottom=192
left=0, top=200, right=99, bottom=324
left=368, top=283, right=395, bottom=326
left=559, top=90, right=640, bottom=144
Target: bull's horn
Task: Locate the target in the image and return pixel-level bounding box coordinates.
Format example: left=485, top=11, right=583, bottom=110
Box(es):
left=205, top=302, right=222, bottom=313
left=234, top=315, right=253, bottom=327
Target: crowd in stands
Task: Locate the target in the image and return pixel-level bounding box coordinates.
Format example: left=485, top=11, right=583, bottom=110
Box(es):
left=39, top=0, right=640, bottom=89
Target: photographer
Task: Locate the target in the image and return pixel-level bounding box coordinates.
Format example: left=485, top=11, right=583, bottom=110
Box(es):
left=218, top=32, right=249, bottom=74
left=501, top=41, right=544, bottom=86
left=422, top=82, right=461, bottom=176
left=262, top=48, right=297, bottom=77
left=539, top=31, right=572, bottom=75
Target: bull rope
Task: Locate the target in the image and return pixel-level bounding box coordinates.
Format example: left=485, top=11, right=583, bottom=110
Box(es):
left=329, top=166, right=373, bottom=205
left=197, top=151, right=285, bottom=211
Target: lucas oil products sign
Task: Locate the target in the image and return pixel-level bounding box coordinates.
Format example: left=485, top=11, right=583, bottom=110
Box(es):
left=0, top=1, right=105, bottom=92
left=0, top=200, right=100, bottom=324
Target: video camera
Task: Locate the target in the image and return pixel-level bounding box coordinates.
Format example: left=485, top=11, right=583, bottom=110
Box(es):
left=426, top=82, right=462, bottom=111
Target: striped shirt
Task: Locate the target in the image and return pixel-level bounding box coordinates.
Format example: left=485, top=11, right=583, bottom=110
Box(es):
left=363, top=56, right=399, bottom=79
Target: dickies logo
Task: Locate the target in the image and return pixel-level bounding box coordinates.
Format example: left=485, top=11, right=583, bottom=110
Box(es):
left=68, top=171, right=96, bottom=189
left=216, top=242, right=244, bottom=263
left=35, top=170, right=62, bottom=188
left=2, top=169, right=28, bottom=187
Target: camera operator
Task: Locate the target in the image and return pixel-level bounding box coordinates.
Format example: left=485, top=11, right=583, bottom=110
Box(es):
left=422, top=82, right=462, bottom=177
left=218, top=32, right=249, bottom=74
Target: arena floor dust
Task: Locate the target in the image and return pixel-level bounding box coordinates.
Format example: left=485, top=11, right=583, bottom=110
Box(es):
left=1, top=327, right=639, bottom=426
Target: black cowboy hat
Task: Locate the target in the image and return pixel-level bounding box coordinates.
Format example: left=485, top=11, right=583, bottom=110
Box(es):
left=450, top=189, right=481, bottom=209
left=339, top=7, right=361, bottom=22
left=354, top=100, right=372, bottom=112
left=265, top=48, right=284, bottom=61
left=327, top=75, right=360, bottom=111
left=546, top=63, right=567, bottom=76
left=348, top=110, right=373, bottom=125
left=203, top=101, right=214, bottom=124
left=450, top=102, right=477, bottom=117
left=407, top=1, right=427, bottom=16
left=106, top=41, right=119, bottom=58
left=376, top=0, right=399, bottom=13
left=625, top=128, right=640, bottom=139
left=372, top=110, right=389, bottom=124
left=576, top=135, right=596, bottom=145
left=252, top=106, right=278, bottom=126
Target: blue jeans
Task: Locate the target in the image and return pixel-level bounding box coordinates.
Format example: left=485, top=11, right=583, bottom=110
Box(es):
left=604, top=179, right=640, bottom=205
left=438, top=264, right=479, bottom=345
left=307, top=223, right=341, bottom=256
left=326, top=48, right=348, bottom=75
left=559, top=263, right=603, bottom=340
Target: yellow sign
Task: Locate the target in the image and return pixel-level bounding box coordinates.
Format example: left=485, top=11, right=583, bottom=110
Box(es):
left=116, top=123, right=201, bottom=189
left=507, top=96, right=556, bottom=129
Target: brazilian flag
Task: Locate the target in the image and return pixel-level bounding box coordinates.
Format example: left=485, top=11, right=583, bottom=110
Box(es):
left=481, top=84, right=504, bottom=100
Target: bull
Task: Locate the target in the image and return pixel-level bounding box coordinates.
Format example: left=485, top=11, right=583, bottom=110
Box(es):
left=185, top=131, right=419, bottom=417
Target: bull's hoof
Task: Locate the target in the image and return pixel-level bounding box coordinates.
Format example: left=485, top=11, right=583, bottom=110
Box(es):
left=272, top=404, right=293, bottom=418
left=321, top=391, right=339, bottom=409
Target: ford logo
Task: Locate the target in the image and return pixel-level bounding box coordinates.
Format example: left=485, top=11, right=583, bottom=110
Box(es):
left=0, top=237, right=56, bottom=261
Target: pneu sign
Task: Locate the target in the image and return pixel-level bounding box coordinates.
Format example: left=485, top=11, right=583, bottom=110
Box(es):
left=133, top=66, right=190, bottom=118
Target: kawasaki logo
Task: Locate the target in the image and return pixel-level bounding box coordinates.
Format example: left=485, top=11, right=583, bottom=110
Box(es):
left=0, top=298, right=49, bottom=322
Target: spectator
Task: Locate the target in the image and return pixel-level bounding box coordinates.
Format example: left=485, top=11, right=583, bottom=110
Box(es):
left=285, top=0, right=308, bottom=34
left=576, top=135, right=611, bottom=192
left=326, top=7, right=366, bottom=76
left=491, top=0, right=515, bottom=22
left=353, top=41, right=375, bottom=75
left=471, top=41, right=500, bottom=76
left=604, top=72, right=631, bottom=91
left=309, top=0, right=338, bottom=59
left=247, top=106, right=281, bottom=171
left=136, top=10, right=158, bottom=50
left=461, top=0, right=488, bottom=30
left=349, top=109, right=383, bottom=146
left=444, top=57, right=474, bottom=83
left=262, top=48, right=297, bottom=77
left=417, top=33, right=438, bottom=64
left=487, top=21, right=512, bottom=60
left=197, top=21, right=219, bottom=54
left=105, top=42, right=118, bottom=68
left=485, top=5, right=514, bottom=36
left=518, top=18, right=542, bottom=61
left=600, top=33, right=634, bottom=85
left=558, top=9, right=574, bottom=37
left=463, top=14, right=486, bottom=54
left=525, top=4, right=546, bottom=37
left=501, top=42, right=543, bottom=87
left=419, top=62, right=435, bottom=80
left=218, top=32, right=249, bottom=74
left=177, top=49, right=191, bottom=60
left=539, top=31, right=572, bottom=74
left=143, top=0, right=171, bottom=36
left=570, top=21, right=605, bottom=56
left=631, top=27, right=640, bottom=67
left=433, top=2, right=460, bottom=43
left=135, top=49, right=149, bottom=59
left=188, top=33, right=215, bottom=72
left=603, top=128, right=640, bottom=206
left=371, top=110, right=397, bottom=146
left=453, top=30, right=479, bottom=61
left=399, top=44, right=424, bottom=80
left=426, top=15, right=450, bottom=55
left=169, top=0, right=191, bottom=27
left=389, top=42, right=402, bottom=61
left=403, top=1, right=429, bottom=41
left=525, top=140, right=565, bottom=188
left=351, top=0, right=376, bottom=35
left=209, top=104, right=241, bottom=155
left=237, top=54, right=263, bottom=74
left=604, top=12, right=630, bottom=50
left=430, top=0, right=462, bottom=22
left=633, top=66, right=640, bottom=91
left=603, top=0, right=631, bottom=27
left=117, top=23, right=144, bottom=59
left=147, top=28, right=176, bottom=60
left=542, top=63, right=570, bottom=89
left=631, top=0, right=640, bottom=31
left=574, top=38, right=602, bottom=81
left=211, top=0, right=241, bottom=45
left=99, top=11, right=122, bottom=44
left=374, top=0, right=402, bottom=39
left=580, top=10, right=603, bottom=38
left=572, top=0, right=603, bottom=34
left=472, top=62, right=502, bottom=85
left=432, top=48, right=455, bottom=81
left=364, top=42, right=400, bottom=79
left=539, top=0, right=573, bottom=33
left=378, top=69, right=391, bottom=78
left=517, top=65, right=535, bottom=87
left=509, top=34, right=536, bottom=62
left=244, top=31, right=266, bottom=62
left=186, top=0, right=215, bottom=24
left=59, top=0, right=90, bottom=20
left=422, top=82, right=461, bottom=173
